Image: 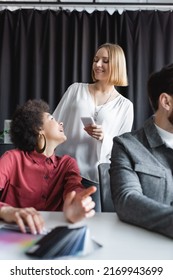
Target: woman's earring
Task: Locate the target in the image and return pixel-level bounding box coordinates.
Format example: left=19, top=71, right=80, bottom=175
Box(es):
left=35, top=134, right=46, bottom=153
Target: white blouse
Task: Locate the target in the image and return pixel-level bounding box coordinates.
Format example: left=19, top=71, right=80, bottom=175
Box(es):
left=53, top=83, right=134, bottom=183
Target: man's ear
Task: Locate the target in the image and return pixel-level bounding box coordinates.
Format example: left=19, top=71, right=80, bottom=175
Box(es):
left=159, top=93, right=172, bottom=111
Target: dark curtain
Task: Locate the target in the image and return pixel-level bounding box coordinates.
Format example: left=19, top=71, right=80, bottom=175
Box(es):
left=0, top=9, right=173, bottom=131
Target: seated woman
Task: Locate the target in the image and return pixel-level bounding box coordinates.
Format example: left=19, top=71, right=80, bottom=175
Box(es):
left=0, top=99, right=96, bottom=234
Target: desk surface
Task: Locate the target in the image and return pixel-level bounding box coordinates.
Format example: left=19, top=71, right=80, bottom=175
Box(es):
left=0, top=212, right=173, bottom=260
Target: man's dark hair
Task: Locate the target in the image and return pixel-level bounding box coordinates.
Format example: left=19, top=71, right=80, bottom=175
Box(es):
left=148, top=63, right=173, bottom=111
left=10, top=99, right=50, bottom=151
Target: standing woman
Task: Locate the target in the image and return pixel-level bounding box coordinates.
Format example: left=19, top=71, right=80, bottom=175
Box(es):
left=53, top=43, right=134, bottom=211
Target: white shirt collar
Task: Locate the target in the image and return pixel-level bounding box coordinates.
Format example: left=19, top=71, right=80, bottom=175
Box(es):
left=155, top=124, right=173, bottom=149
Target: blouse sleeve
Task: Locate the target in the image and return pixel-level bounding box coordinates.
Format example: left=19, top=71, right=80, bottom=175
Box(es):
left=0, top=152, right=13, bottom=208
left=100, top=100, right=134, bottom=163
left=61, top=156, right=84, bottom=200
left=53, top=83, right=78, bottom=121
left=118, top=100, right=134, bottom=134
left=0, top=152, right=12, bottom=190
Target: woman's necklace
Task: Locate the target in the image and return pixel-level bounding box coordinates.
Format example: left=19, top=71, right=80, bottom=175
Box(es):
left=93, top=88, right=114, bottom=122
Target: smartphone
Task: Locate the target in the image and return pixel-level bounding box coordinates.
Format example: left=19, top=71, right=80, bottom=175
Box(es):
left=0, top=224, right=49, bottom=235
left=0, top=224, right=32, bottom=234
left=81, top=117, right=95, bottom=127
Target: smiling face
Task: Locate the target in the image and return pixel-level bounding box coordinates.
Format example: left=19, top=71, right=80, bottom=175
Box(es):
left=41, top=113, right=67, bottom=146
left=92, top=47, right=110, bottom=82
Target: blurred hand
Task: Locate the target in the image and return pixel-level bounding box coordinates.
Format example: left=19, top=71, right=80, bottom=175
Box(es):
left=63, top=186, right=97, bottom=223
left=84, top=124, right=104, bottom=141
left=0, top=206, right=45, bottom=234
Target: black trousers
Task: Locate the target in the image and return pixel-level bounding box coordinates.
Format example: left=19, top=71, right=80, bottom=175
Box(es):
left=81, top=178, right=101, bottom=212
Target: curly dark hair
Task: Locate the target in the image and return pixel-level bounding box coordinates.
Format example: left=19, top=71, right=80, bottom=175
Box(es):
left=10, top=99, right=50, bottom=152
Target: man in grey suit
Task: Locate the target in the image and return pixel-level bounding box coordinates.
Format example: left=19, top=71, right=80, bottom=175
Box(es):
left=110, top=64, right=173, bottom=238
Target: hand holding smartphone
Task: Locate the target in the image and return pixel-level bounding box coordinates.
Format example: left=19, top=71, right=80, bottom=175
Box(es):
left=81, top=117, right=95, bottom=127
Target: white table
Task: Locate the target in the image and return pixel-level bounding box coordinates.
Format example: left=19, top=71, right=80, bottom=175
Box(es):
left=0, top=211, right=173, bottom=260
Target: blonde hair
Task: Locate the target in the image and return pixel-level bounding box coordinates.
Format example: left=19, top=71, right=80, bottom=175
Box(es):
left=92, top=43, right=128, bottom=86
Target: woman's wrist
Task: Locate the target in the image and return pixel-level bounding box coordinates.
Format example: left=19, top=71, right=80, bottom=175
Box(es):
left=0, top=205, right=13, bottom=220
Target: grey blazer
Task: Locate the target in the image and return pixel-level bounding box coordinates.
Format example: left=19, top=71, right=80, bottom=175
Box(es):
left=110, top=116, right=173, bottom=238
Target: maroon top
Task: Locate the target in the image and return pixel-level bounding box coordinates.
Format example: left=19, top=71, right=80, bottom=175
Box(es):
left=0, top=149, right=84, bottom=210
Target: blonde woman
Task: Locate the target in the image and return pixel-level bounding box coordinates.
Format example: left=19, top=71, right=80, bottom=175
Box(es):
left=53, top=43, right=134, bottom=210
